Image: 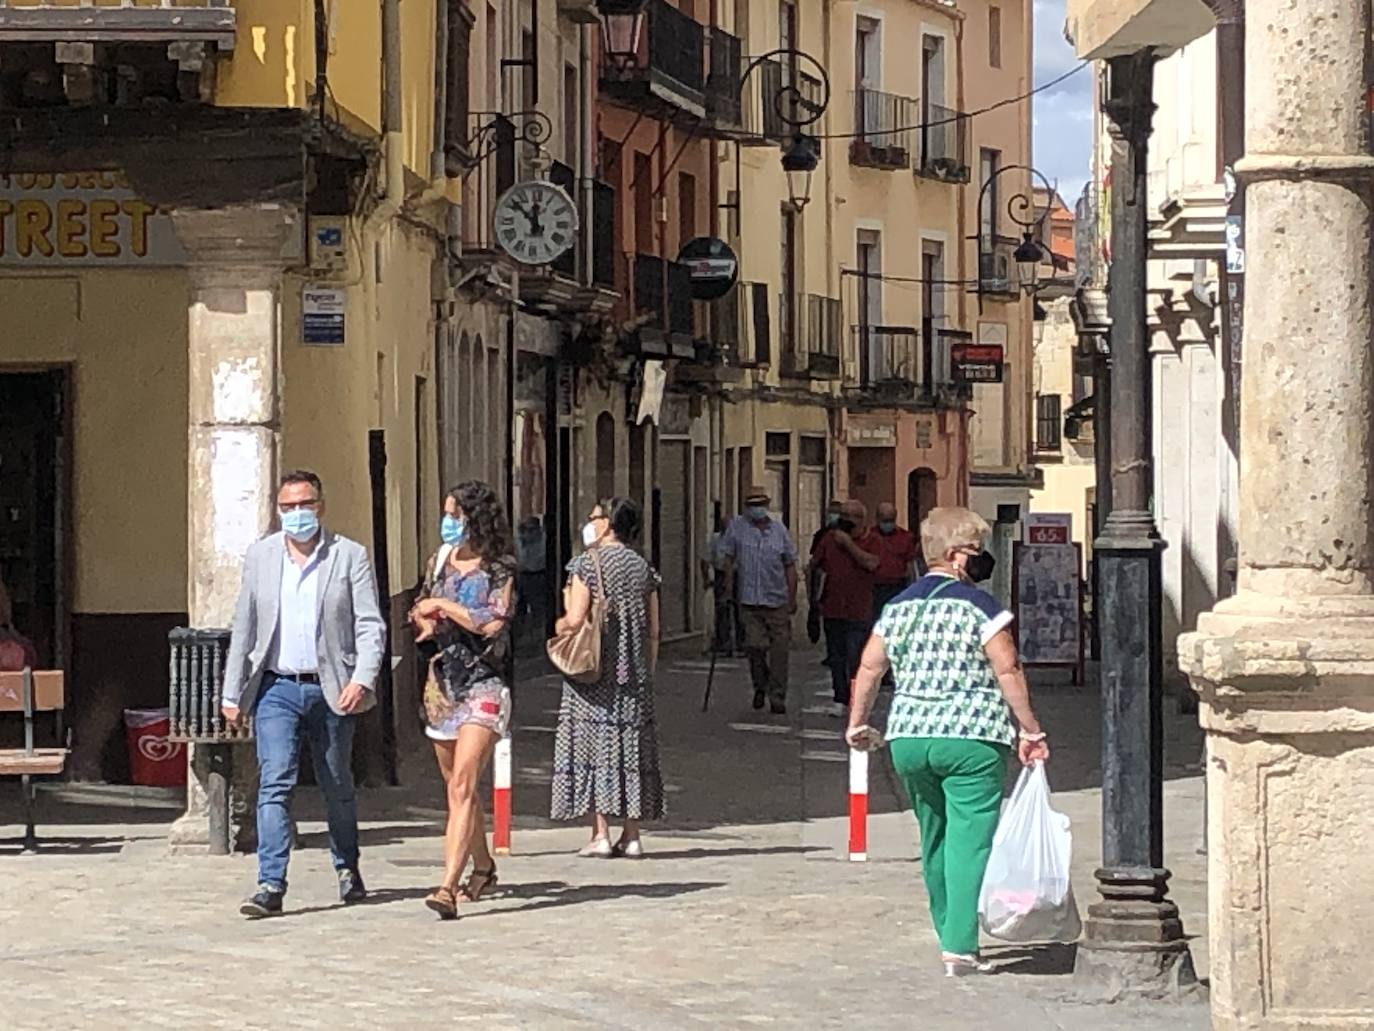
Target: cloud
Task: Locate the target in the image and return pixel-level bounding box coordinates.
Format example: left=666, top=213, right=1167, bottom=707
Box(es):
left=1032, top=0, right=1093, bottom=203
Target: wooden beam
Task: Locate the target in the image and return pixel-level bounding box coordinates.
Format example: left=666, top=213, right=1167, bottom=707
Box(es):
left=0, top=7, right=236, bottom=50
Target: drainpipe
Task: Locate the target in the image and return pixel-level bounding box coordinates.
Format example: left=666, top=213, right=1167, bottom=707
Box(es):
left=953, top=15, right=967, bottom=333
left=366, top=0, right=405, bottom=233
left=580, top=24, right=595, bottom=286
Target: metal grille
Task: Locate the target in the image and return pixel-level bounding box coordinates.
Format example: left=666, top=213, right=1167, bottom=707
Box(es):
left=168, top=627, right=251, bottom=742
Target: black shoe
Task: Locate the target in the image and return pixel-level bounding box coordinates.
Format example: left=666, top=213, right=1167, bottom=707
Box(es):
left=753, top=689, right=766, bottom=710
left=240, top=885, right=284, bottom=919
left=770, top=700, right=787, bottom=715
left=338, top=868, right=367, bottom=904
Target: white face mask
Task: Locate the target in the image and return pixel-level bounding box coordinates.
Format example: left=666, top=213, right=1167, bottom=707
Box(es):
left=582, top=521, right=601, bottom=547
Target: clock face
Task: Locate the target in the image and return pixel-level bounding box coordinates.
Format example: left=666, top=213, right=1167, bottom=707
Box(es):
left=492, top=181, right=580, bottom=266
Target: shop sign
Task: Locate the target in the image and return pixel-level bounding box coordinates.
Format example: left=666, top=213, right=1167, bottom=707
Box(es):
left=845, top=424, right=895, bottom=447
left=302, top=286, right=346, bottom=346
left=952, top=343, right=1004, bottom=383
left=1024, top=513, right=1072, bottom=546
left=0, top=170, right=183, bottom=266
left=676, top=237, right=739, bottom=301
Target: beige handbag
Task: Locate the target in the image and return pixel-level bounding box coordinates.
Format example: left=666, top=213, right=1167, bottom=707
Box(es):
left=546, top=549, right=607, bottom=683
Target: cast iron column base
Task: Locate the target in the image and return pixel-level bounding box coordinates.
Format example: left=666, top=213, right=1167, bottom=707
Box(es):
left=1074, top=867, right=1200, bottom=1001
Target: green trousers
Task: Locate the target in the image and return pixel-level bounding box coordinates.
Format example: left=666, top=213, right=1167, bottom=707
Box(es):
left=889, top=736, right=1010, bottom=956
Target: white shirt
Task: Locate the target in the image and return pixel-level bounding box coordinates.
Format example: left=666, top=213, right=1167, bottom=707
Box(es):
left=269, top=542, right=326, bottom=674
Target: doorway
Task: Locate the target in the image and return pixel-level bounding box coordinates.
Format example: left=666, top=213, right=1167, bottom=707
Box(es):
left=907, top=467, right=938, bottom=530
left=0, top=369, right=67, bottom=670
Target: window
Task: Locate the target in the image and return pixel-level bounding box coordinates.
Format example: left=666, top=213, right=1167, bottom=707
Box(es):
left=766, top=431, right=791, bottom=457
left=921, top=239, right=945, bottom=385
left=1072, top=370, right=1092, bottom=405
left=857, top=229, right=881, bottom=382
left=485, top=3, right=499, bottom=111
left=780, top=0, right=798, bottom=86
left=780, top=205, right=799, bottom=352
left=799, top=435, right=826, bottom=466
left=1036, top=394, right=1063, bottom=452
left=677, top=171, right=697, bottom=251
left=563, top=64, right=578, bottom=165
left=521, top=30, right=535, bottom=111
left=445, top=1, right=473, bottom=164
left=988, top=6, right=1002, bottom=69
left=921, top=33, right=945, bottom=110
left=634, top=152, right=653, bottom=254
left=854, top=16, right=880, bottom=140
left=980, top=147, right=1001, bottom=239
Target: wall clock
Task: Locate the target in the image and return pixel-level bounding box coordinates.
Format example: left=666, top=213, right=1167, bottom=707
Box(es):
left=492, top=180, right=579, bottom=266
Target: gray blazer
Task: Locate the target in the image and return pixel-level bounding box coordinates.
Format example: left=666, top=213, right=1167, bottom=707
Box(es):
left=222, top=530, right=387, bottom=716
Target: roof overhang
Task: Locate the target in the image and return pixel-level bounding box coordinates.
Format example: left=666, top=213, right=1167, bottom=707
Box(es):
left=1064, top=0, right=1215, bottom=61
left=0, top=4, right=236, bottom=49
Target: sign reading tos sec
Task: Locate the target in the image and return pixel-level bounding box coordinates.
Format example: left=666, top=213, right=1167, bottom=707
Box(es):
left=676, top=237, right=739, bottom=301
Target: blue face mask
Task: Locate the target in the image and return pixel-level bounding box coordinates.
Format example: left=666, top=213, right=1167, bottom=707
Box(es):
left=440, top=514, right=466, bottom=546
left=281, top=508, right=320, bottom=543
left=878, top=521, right=896, bottom=535
left=825, top=513, right=840, bottom=527
left=747, top=505, right=769, bottom=522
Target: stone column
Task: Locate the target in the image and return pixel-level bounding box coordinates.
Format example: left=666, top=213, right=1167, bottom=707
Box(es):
left=167, top=205, right=295, bottom=854
left=1179, top=1, right=1374, bottom=1027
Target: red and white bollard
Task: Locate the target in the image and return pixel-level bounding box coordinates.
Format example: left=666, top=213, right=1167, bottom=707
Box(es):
left=848, top=747, right=868, bottom=862
left=492, top=734, right=512, bottom=855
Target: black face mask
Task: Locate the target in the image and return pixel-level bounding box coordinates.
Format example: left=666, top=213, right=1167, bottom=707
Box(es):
left=965, top=550, right=996, bottom=583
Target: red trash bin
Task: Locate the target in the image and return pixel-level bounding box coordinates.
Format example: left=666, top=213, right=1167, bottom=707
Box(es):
left=124, top=708, right=187, bottom=787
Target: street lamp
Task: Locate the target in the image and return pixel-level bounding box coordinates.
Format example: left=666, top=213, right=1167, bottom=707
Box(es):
left=597, top=0, right=646, bottom=70
left=972, top=163, right=1054, bottom=299
left=780, top=133, right=820, bottom=210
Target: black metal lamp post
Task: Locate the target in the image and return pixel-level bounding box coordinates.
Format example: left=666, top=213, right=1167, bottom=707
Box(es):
left=737, top=47, right=831, bottom=210
left=780, top=132, right=820, bottom=210
left=597, top=0, right=646, bottom=70
left=1071, top=50, right=1197, bottom=1000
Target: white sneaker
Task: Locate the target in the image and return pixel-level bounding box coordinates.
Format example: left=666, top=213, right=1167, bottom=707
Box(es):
left=577, top=837, right=614, bottom=858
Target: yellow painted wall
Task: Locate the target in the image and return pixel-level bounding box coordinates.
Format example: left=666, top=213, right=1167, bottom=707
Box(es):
left=214, top=0, right=309, bottom=111
left=281, top=218, right=440, bottom=596
left=0, top=270, right=188, bottom=614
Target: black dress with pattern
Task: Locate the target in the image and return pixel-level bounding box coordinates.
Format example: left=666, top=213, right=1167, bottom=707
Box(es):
left=550, top=544, right=665, bottom=822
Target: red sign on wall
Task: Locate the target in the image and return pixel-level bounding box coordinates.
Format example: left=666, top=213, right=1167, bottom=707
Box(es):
left=951, top=343, right=1005, bottom=383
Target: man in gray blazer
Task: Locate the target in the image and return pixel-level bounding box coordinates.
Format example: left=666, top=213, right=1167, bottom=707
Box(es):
left=221, top=469, right=386, bottom=918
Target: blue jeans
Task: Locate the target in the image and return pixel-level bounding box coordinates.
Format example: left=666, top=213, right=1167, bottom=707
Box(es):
left=254, top=674, right=359, bottom=892
left=823, top=618, right=869, bottom=705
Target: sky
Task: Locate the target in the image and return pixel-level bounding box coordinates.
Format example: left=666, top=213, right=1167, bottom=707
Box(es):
left=1031, top=0, right=1093, bottom=206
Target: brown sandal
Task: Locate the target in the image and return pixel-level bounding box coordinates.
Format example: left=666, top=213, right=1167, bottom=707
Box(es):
left=457, top=865, right=498, bottom=903
left=423, top=885, right=460, bottom=920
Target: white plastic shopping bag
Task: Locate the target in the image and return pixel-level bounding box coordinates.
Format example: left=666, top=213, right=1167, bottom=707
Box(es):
left=977, top=763, right=1082, bottom=942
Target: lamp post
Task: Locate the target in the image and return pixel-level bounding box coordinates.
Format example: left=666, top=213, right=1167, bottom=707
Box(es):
left=1071, top=50, right=1197, bottom=1000
left=971, top=163, right=1053, bottom=299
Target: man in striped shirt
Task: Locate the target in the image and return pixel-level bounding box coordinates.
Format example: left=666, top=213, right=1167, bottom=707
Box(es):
left=720, top=485, right=799, bottom=714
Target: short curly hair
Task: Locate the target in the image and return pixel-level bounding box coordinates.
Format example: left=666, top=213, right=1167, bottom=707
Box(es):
left=448, top=480, right=514, bottom=568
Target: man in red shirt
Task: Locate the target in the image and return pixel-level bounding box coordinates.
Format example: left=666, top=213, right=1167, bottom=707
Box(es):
left=869, top=501, right=921, bottom=618
left=808, top=500, right=878, bottom=716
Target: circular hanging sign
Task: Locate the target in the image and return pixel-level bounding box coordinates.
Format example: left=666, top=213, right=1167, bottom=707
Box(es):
left=676, top=237, right=739, bottom=301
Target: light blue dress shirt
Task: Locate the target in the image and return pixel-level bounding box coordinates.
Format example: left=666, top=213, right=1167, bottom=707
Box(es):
left=269, top=542, right=325, bottom=674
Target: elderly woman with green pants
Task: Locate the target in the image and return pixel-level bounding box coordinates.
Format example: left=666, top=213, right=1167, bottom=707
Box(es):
left=846, top=506, right=1049, bottom=977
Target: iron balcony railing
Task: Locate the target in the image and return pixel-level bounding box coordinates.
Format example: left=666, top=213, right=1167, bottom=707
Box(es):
left=978, top=239, right=1019, bottom=295
left=849, top=88, right=916, bottom=170
left=615, top=253, right=695, bottom=343
left=734, top=59, right=826, bottom=142
left=915, top=103, right=971, bottom=183
left=460, top=112, right=516, bottom=256
left=704, top=27, right=744, bottom=128
left=852, top=324, right=962, bottom=398
left=781, top=292, right=841, bottom=378
left=710, top=281, right=771, bottom=367
left=548, top=160, right=617, bottom=288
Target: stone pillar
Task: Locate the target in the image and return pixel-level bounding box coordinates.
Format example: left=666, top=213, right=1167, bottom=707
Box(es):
left=167, top=205, right=295, bottom=854
left=1179, top=1, right=1374, bottom=1027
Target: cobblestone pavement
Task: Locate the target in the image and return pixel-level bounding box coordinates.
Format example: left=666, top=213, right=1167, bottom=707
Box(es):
left=1, top=645, right=1210, bottom=1030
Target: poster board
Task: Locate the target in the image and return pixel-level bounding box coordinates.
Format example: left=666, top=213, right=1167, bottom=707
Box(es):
left=1011, top=541, right=1085, bottom=683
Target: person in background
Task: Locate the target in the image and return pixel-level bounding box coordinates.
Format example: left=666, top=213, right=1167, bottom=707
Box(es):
left=0, top=575, right=38, bottom=672
left=869, top=501, right=921, bottom=617
left=720, top=486, right=799, bottom=714
left=221, top=469, right=386, bottom=920
left=410, top=481, right=515, bottom=919
left=808, top=500, right=879, bottom=716
left=550, top=498, right=663, bottom=858
left=846, top=506, right=1049, bottom=977
left=807, top=499, right=843, bottom=653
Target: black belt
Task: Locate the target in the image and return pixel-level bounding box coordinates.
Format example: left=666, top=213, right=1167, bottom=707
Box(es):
left=270, top=670, right=320, bottom=684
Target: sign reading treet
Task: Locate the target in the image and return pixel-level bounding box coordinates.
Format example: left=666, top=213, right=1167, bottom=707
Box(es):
left=0, top=171, right=184, bottom=265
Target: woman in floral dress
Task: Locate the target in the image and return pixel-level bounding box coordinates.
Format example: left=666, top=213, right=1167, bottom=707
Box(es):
left=550, top=497, right=664, bottom=857
left=410, top=480, right=514, bottom=918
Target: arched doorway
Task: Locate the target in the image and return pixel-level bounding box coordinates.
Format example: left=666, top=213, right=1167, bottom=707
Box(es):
left=595, top=411, right=616, bottom=500
left=907, top=468, right=938, bottom=531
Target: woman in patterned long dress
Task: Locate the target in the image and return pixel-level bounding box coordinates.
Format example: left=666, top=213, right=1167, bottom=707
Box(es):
left=550, top=497, right=664, bottom=858
left=845, top=507, right=1050, bottom=977
left=409, top=481, right=514, bottom=919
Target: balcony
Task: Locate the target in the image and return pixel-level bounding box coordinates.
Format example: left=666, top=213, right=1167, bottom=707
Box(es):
left=600, top=0, right=706, bottom=124
left=849, top=89, right=915, bottom=170
left=914, top=103, right=971, bottom=184
left=721, top=57, right=826, bottom=145
left=675, top=280, right=768, bottom=384
left=614, top=252, right=697, bottom=358
left=977, top=239, right=1020, bottom=297
left=849, top=325, right=969, bottom=405
left=704, top=27, right=744, bottom=130
left=780, top=293, right=842, bottom=380
left=0, top=2, right=236, bottom=47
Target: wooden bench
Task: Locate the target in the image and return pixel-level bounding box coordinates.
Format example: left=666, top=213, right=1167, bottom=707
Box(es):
left=0, top=669, right=69, bottom=851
